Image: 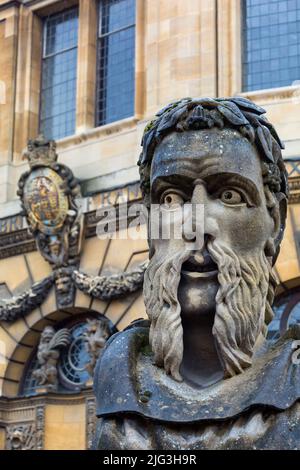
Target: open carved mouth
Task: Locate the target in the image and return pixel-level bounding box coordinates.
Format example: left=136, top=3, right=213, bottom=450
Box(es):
left=181, top=249, right=218, bottom=278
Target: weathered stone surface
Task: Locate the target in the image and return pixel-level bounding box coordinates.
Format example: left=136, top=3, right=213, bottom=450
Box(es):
left=94, top=97, right=300, bottom=450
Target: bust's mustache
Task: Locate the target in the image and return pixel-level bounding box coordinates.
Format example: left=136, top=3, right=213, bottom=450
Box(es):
left=144, top=239, right=275, bottom=382
left=181, top=246, right=218, bottom=277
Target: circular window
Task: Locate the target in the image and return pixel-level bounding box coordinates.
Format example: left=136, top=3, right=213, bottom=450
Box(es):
left=21, top=315, right=115, bottom=396
left=58, top=323, right=91, bottom=389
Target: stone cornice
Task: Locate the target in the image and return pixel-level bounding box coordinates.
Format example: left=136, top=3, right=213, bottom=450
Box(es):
left=0, top=205, right=144, bottom=259
left=0, top=185, right=143, bottom=259
left=0, top=388, right=96, bottom=450
left=0, top=1, right=21, bottom=13
left=0, top=387, right=94, bottom=411
left=238, top=84, right=300, bottom=104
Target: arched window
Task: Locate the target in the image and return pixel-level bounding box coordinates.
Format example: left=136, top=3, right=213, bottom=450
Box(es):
left=21, top=314, right=115, bottom=396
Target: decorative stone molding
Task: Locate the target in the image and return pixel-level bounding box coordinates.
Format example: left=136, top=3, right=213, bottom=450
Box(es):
left=0, top=140, right=147, bottom=322
left=0, top=399, right=45, bottom=450
left=1, top=394, right=95, bottom=450
left=0, top=261, right=147, bottom=322
left=0, top=391, right=93, bottom=450
left=86, top=397, right=96, bottom=449
left=72, top=260, right=147, bottom=301
left=288, top=176, right=300, bottom=204
left=5, top=404, right=45, bottom=450
left=0, top=230, right=36, bottom=260
left=6, top=423, right=36, bottom=450
left=35, top=405, right=45, bottom=450
left=239, top=84, right=300, bottom=104
left=0, top=275, right=54, bottom=321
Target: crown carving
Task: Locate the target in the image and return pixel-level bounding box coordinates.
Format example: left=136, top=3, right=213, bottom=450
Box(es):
left=22, top=135, right=58, bottom=169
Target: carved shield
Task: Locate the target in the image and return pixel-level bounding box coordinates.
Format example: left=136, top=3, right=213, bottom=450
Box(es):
left=23, top=168, right=69, bottom=235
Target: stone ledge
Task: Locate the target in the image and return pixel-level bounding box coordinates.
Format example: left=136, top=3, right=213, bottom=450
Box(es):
left=57, top=116, right=141, bottom=151
left=81, top=166, right=140, bottom=197
left=238, top=84, right=300, bottom=105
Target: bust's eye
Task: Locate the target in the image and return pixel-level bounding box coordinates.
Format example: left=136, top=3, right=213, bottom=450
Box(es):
left=220, top=189, right=244, bottom=205
left=161, top=191, right=185, bottom=207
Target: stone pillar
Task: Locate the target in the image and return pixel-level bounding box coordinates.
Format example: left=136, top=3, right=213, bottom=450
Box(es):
left=0, top=5, right=19, bottom=202
left=217, top=0, right=242, bottom=97
left=13, top=5, right=42, bottom=162
left=143, top=0, right=217, bottom=117
left=135, top=0, right=146, bottom=119
left=76, top=0, right=98, bottom=133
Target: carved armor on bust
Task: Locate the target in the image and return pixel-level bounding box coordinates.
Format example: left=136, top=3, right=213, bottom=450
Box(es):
left=93, top=97, right=300, bottom=450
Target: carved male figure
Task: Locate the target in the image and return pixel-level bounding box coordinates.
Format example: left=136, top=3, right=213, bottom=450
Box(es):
left=94, top=97, right=300, bottom=450
left=33, top=326, right=70, bottom=390
left=83, top=318, right=110, bottom=377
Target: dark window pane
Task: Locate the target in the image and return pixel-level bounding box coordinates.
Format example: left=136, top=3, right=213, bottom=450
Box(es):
left=59, top=323, right=91, bottom=387
left=99, top=0, right=135, bottom=35
left=96, top=0, right=135, bottom=126
left=40, top=8, right=78, bottom=140
left=242, top=0, right=300, bottom=91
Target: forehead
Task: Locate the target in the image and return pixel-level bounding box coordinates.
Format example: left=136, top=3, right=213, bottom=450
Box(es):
left=150, top=128, right=264, bottom=188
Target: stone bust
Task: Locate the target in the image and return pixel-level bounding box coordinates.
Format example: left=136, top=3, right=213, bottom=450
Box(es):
left=93, top=97, right=300, bottom=450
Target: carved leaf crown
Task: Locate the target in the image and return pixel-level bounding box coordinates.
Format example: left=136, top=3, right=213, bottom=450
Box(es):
left=22, top=135, right=58, bottom=169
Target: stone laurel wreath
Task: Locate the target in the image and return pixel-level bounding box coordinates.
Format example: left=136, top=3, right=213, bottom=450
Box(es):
left=72, top=261, right=147, bottom=300
left=138, top=96, right=289, bottom=206
left=0, top=261, right=147, bottom=322
left=0, top=275, right=54, bottom=322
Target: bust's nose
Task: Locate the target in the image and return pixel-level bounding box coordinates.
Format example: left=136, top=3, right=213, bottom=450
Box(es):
left=191, top=179, right=208, bottom=205
left=182, top=180, right=219, bottom=245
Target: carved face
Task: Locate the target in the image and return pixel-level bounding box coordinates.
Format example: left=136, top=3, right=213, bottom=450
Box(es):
left=10, top=430, right=24, bottom=450
left=150, top=128, right=275, bottom=313
left=41, top=326, right=55, bottom=343
left=144, top=127, right=279, bottom=380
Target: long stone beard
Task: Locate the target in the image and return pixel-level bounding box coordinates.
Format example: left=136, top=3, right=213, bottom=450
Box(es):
left=208, top=240, right=274, bottom=378
left=143, top=245, right=190, bottom=381
left=143, top=239, right=275, bottom=382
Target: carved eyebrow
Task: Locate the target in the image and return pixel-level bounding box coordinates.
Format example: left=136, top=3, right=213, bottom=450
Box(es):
left=151, top=175, right=194, bottom=201
left=204, top=173, right=262, bottom=206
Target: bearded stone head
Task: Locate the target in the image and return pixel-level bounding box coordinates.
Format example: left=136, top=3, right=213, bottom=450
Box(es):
left=138, top=97, right=288, bottom=387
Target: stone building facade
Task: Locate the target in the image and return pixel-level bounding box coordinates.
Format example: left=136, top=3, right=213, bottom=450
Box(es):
left=0, top=0, right=299, bottom=449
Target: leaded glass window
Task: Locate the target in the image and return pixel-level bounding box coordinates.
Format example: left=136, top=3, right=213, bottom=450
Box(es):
left=96, top=0, right=136, bottom=126
left=242, top=0, right=300, bottom=91
left=39, top=8, right=79, bottom=140
left=21, top=317, right=115, bottom=396
left=58, top=323, right=91, bottom=389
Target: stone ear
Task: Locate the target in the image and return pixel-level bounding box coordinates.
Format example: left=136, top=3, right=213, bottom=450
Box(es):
left=272, top=194, right=288, bottom=266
